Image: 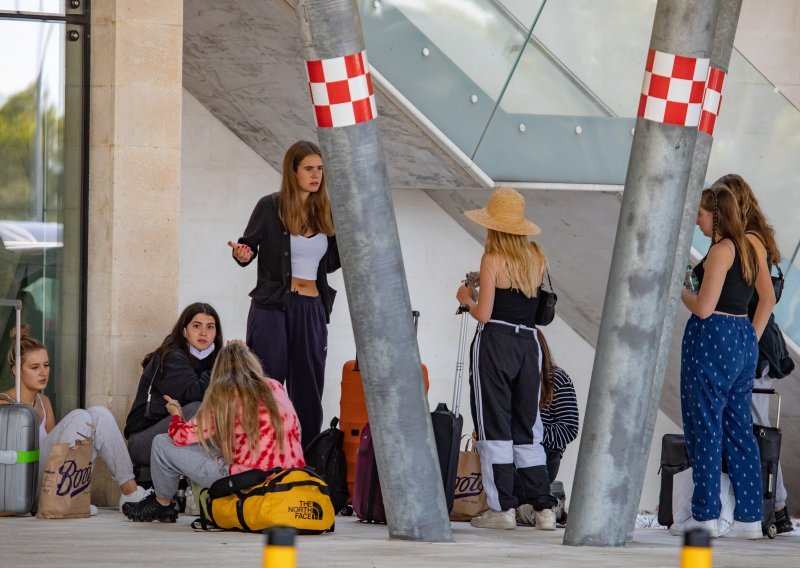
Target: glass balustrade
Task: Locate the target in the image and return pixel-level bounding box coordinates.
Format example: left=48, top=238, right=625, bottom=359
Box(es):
left=359, top=0, right=800, bottom=349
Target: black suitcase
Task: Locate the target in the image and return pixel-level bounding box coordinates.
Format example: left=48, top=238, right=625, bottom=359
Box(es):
left=430, top=306, right=470, bottom=512
left=658, top=388, right=783, bottom=538
left=0, top=299, right=40, bottom=515
left=753, top=388, right=782, bottom=539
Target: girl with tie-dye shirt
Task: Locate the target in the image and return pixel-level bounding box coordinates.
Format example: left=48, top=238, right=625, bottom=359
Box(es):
left=123, top=342, right=304, bottom=523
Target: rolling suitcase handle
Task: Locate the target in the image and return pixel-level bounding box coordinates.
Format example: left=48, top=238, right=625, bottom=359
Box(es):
left=752, top=388, right=781, bottom=429
left=0, top=299, right=22, bottom=403
left=452, top=306, right=470, bottom=416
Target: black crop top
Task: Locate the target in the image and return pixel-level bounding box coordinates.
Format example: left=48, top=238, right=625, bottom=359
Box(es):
left=693, top=242, right=754, bottom=316
left=490, top=288, right=539, bottom=327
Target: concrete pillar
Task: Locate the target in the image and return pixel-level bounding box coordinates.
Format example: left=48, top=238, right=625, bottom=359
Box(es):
left=564, top=0, right=720, bottom=546
left=87, top=1, right=183, bottom=505
left=295, top=0, right=451, bottom=542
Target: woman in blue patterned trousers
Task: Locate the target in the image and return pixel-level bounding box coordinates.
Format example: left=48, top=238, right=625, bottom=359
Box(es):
left=674, top=186, right=763, bottom=540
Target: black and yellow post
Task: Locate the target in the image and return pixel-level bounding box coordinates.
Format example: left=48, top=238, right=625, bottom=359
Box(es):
left=262, top=527, right=296, bottom=567
left=681, top=528, right=712, bottom=568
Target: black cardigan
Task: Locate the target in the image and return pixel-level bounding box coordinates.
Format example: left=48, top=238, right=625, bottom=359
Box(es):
left=124, top=349, right=214, bottom=438
left=236, top=193, right=341, bottom=322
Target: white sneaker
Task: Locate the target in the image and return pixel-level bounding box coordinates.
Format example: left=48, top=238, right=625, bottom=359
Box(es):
left=669, top=517, right=719, bottom=538
left=89, top=504, right=98, bottom=516
left=534, top=508, right=557, bottom=531
left=516, top=504, right=536, bottom=526
left=470, top=508, right=516, bottom=530
left=721, top=520, right=762, bottom=540
left=119, top=485, right=152, bottom=512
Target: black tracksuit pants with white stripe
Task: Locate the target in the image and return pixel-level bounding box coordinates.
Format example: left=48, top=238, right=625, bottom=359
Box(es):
left=469, top=322, right=557, bottom=512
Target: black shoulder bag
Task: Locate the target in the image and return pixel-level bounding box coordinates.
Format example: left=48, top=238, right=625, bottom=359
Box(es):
left=535, top=267, right=557, bottom=326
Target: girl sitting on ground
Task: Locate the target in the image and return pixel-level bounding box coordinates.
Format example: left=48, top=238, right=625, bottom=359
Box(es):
left=1, top=327, right=148, bottom=514
left=124, top=302, right=223, bottom=468
left=122, top=341, right=305, bottom=522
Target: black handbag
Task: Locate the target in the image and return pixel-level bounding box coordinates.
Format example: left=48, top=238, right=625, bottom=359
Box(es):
left=535, top=268, right=557, bottom=326
left=772, top=264, right=784, bottom=304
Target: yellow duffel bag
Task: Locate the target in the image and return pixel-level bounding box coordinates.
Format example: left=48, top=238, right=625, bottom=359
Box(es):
left=196, top=467, right=335, bottom=534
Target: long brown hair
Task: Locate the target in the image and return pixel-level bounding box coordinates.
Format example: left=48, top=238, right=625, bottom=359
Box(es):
left=538, top=331, right=556, bottom=410
left=484, top=230, right=546, bottom=298
left=7, top=325, right=46, bottom=371
left=278, top=140, right=335, bottom=236
left=716, top=173, right=782, bottom=265
left=700, top=186, right=757, bottom=286
left=194, top=343, right=284, bottom=464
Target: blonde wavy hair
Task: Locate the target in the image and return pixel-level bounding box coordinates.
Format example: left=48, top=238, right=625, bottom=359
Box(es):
left=195, top=343, right=284, bottom=464
left=485, top=229, right=546, bottom=298
left=279, top=140, right=335, bottom=237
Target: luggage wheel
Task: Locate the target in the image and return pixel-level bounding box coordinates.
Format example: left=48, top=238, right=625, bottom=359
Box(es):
left=767, top=523, right=777, bottom=539
left=339, top=505, right=354, bottom=517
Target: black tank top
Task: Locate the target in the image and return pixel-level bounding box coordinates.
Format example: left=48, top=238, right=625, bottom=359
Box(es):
left=490, top=288, right=539, bottom=327
left=693, top=242, right=754, bottom=315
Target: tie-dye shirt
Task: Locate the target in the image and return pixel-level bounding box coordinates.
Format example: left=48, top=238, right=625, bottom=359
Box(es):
left=167, top=378, right=305, bottom=474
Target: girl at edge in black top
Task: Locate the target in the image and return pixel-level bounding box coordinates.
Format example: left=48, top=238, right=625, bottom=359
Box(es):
left=228, top=140, right=340, bottom=449
left=723, top=174, right=793, bottom=534
left=124, top=302, right=223, bottom=467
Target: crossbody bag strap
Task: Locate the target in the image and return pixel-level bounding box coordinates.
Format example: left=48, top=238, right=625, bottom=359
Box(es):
left=542, top=266, right=553, bottom=292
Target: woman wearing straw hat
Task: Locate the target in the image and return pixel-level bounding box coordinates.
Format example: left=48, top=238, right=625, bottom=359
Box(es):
left=456, top=187, right=558, bottom=530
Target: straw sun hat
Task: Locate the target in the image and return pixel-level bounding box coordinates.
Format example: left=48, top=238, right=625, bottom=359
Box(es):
left=464, top=187, right=541, bottom=236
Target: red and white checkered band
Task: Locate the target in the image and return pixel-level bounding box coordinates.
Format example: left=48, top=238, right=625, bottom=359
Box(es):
left=698, top=66, right=725, bottom=136
left=637, top=48, right=710, bottom=127
left=306, top=50, right=377, bottom=128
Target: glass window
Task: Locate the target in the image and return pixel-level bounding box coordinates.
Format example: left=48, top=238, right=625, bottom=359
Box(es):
left=0, top=16, right=85, bottom=417
left=0, top=1, right=65, bottom=16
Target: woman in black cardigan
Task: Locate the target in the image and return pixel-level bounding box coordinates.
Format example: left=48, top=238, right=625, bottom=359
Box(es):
left=228, top=140, right=340, bottom=449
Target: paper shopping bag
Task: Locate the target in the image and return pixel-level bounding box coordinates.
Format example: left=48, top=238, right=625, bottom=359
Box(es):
left=37, top=436, right=93, bottom=519
left=450, top=437, right=488, bottom=521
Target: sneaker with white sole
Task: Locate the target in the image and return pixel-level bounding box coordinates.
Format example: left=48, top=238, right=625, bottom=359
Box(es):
left=119, top=485, right=152, bottom=512
left=721, top=520, right=762, bottom=540
left=669, top=517, right=719, bottom=538
left=470, top=508, right=516, bottom=530
left=534, top=508, right=557, bottom=531
left=516, top=504, right=536, bottom=526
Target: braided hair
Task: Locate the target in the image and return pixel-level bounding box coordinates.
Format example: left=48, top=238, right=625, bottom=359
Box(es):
left=700, top=186, right=757, bottom=286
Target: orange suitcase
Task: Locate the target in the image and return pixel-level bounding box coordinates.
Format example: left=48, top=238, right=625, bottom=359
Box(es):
left=339, top=311, right=429, bottom=502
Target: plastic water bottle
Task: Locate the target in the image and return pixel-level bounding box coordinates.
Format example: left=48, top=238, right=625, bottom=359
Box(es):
left=684, top=264, right=699, bottom=293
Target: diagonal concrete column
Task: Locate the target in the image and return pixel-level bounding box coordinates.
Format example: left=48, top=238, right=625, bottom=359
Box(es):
left=294, top=0, right=451, bottom=542
left=564, top=0, right=721, bottom=547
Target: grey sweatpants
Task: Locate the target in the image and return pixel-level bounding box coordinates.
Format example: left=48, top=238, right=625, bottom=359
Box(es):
left=150, top=434, right=228, bottom=500
left=126, top=401, right=201, bottom=466
left=752, top=374, right=787, bottom=509
left=40, top=406, right=135, bottom=491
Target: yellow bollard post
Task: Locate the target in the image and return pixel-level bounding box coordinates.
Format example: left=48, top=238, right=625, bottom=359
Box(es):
left=681, top=528, right=712, bottom=568
left=262, top=526, right=297, bottom=568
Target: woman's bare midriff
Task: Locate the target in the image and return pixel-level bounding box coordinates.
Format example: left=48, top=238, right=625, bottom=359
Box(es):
left=291, top=277, right=319, bottom=297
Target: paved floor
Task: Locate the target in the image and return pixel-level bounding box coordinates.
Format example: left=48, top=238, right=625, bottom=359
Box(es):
left=1, top=510, right=797, bottom=568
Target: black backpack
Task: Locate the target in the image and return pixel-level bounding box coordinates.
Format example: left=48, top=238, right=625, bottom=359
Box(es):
left=304, top=417, right=348, bottom=513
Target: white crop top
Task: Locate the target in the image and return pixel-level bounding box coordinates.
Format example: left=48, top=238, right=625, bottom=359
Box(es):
left=290, top=233, right=328, bottom=280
